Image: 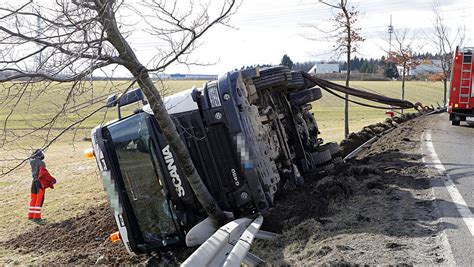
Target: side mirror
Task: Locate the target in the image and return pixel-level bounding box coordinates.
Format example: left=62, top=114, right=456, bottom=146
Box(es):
left=106, top=88, right=147, bottom=108
left=105, top=88, right=147, bottom=119
left=119, top=88, right=146, bottom=107
left=106, top=94, right=118, bottom=107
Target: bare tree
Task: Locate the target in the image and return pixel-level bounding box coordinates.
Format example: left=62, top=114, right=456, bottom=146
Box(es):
left=318, top=0, right=364, bottom=138
left=432, top=0, right=465, bottom=106
left=386, top=29, right=420, bottom=113
left=0, top=0, right=238, bottom=226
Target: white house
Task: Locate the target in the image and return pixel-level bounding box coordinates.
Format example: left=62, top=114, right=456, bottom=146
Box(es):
left=396, top=65, right=411, bottom=76
left=397, top=60, right=444, bottom=77
left=410, top=60, right=443, bottom=76
left=309, top=63, right=340, bottom=74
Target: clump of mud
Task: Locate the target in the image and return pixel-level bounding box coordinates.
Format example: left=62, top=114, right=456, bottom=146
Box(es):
left=339, top=112, right=423, bottom=157
left=261, top=163, right=383, bottom=234
left=262, top=169, right=356, bottom=233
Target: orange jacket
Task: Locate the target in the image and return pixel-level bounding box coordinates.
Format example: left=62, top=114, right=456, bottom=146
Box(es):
left=38, top=166, right=56, bottom=189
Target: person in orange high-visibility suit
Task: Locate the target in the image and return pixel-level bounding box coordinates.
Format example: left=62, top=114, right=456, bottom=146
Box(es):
left=28, top=149, right=49, bottom=224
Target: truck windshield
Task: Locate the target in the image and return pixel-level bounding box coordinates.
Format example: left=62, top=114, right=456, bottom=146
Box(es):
left=107, top=113, right=181, bottom=247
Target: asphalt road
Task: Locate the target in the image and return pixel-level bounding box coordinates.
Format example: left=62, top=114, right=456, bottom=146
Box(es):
left=423, top=113, right=474, bottom=265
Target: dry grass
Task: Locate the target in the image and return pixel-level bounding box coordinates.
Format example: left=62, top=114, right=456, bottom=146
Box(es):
left=0, top=131, right=106, bottom=263
left=0, top=136, right=107, bottom=263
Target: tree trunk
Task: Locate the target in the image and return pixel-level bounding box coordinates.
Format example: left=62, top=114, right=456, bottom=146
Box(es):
left=345, top=51, right=350, bottom=138
left=401, top=62, right=406, bottom=114
left=343, top=2, right=351, bottom=139
left=443, top=78, right=448, bottom=107
left=98, top=4, right=226, bottom=226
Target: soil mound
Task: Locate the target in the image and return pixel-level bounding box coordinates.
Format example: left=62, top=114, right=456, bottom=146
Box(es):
left=2, top=204, right=148, bottom=265
left=339, top=112, right=423, bottom=157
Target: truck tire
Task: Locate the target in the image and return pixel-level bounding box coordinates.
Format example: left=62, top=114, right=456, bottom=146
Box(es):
left=452, top=120, right=460, bottom=126
left=314, top=162, right=335, bottom=173
left=311, top=148, right=332, bottom=166
left=332, top=156, right=343, bottom=164
left=289, top=87, right=323, bottom=106
left=302, top=76, right=317, bottom=90
left=319, top=142, right=340, bottom=156
left=253, top=66, right=291, bottom=91
left=322, top=162, right=335, bottom=171
left=287, top=71, right=305, bottom=91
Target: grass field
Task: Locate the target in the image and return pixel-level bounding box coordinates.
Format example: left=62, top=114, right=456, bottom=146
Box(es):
left=313, top=81, right=444, bottom=142
left=0, top=79, right=444, bottom=140
left=0, top=80, right=200, bottom=129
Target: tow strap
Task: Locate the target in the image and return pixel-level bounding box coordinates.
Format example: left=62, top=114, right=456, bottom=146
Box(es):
left=301, top=72, right=422, bottom=110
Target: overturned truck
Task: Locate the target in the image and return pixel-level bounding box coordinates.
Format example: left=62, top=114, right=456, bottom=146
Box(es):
left=90, top=66, right=341, bottom=254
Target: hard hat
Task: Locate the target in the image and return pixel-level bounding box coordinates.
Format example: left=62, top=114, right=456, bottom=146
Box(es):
left=31, top=149, right=44, bottom=160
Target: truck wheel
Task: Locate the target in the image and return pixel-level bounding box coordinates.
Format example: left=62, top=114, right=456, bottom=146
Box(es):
left=289, top=87, right=323, bottom=106
left=332, top=156, right=343, bottom=164
left=311, top=148, right=332, bottom=166
left=452, top=120, right=460, bottom=126
left=253, top=66, right=291, bottom=91
left=287, top=71, right=305, bottom=91
left=314, top=162, right=335, bottom=173
left=319, top=142, right=341, bottom=156
left=322, top=163, right=335, bottom=172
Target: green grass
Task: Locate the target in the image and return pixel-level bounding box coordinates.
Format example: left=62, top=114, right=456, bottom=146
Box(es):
left=0, top=80, right=200, bottom=129
left=312, top=81, right=444, bottom=142
left=0, top=80, right=444, bottom=142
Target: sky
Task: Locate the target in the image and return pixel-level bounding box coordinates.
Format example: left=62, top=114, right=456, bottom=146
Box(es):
left=123, top=0, right=472, bottom=76
left=3, top=0, right=473, bottom=77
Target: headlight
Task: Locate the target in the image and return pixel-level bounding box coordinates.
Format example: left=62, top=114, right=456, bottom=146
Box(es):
left=207, top=83, right=221, bottom=108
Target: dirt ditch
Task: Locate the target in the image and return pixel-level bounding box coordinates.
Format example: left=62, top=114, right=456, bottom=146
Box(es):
left=253, top=114, right=451, bottom=265
left=1, top=112, right=450, bottom=265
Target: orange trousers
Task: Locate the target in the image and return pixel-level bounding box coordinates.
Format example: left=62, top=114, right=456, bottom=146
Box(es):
left=28, top=180, right=45, bottom=219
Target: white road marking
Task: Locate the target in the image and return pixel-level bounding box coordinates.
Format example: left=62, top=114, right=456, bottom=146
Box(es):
left=424, top=130, right=474, bottom=236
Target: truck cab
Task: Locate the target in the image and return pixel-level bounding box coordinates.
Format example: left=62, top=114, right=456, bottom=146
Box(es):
left=449, top=47, right=474, bottom=125
left=90, top=66, right=339, bottom=254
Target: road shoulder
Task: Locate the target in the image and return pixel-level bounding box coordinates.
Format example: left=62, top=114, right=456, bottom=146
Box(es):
left=252, top=115, right=454, bottom=265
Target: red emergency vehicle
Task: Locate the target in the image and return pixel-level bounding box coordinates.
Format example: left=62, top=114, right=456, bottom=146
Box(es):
left=449, top=46, right=474, bottom=125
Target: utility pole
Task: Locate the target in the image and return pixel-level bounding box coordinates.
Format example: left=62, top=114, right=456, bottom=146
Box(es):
left=35, top=10, right=43, bottom=72
left=388, top=15, right=393, bottom=56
